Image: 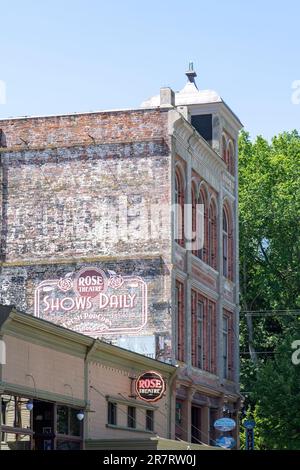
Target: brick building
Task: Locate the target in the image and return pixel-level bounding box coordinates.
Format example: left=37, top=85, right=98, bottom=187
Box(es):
left=0, top=65, right=242, bottom=445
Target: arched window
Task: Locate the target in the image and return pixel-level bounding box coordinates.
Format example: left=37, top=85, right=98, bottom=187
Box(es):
left=208, top=199, right=217, bottom=269
left=223, top=206, right=233, bottom=279
left=222, top=135, right=227, bottom=162
left=191, top=184, right=197, bottom=255
left=197, top=187, right=206, bottom=261
left=175, top=170, right=184, bottom=247
left=227, top=140, right=234, bottom=175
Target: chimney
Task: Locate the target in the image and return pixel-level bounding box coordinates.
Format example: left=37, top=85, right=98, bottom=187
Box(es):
left=160, top=87, right=175, bottom=107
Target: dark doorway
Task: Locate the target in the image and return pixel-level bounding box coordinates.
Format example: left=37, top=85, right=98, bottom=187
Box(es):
left=191, top=406, right=202, bottom=444
left=32, top=400, right=55, bottom=450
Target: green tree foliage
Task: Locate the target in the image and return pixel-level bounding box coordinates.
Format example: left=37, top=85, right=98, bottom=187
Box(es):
left=239, top=130, right=300, bottom=449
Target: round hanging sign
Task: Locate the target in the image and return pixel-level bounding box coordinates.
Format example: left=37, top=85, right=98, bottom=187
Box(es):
left=214, top=417, right=236, bottom=432
left=135, top=371, right=165, bottom=402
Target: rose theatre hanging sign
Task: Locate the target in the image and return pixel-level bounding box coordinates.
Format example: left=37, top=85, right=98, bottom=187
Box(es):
left=34, top=267, right=148, bottom=336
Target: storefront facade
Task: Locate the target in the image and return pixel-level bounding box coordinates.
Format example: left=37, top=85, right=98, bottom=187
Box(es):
left=0, top=306, right=176, bottom=450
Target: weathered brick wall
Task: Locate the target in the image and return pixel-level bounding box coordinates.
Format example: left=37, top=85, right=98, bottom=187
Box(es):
left=1, top=140, right=170, bottom=262
left=0, top=109, right=168, bottom=149
left=0, top=108, right=173, bottom=362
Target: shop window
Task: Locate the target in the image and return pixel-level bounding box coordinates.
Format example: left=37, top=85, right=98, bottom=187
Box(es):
left=57, top=405, right=81, bottom=437
left=145, top=409, right=154, bottom=432
left=107, top=402, right=117, bottom=426
left=0, top=395, right=32, bottom=450
left=57, top=406, right=69, bottom=435
left=1, top=432, right=31, bottom=450
left=127, top=406, right=136, bottom=429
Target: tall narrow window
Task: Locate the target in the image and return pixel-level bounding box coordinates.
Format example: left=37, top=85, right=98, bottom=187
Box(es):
left=176, top=281, right=185, bottom=362
left=175, top=170, right=184, bottom=247
left=127, top=406, right=136, bottom=429
left=223, top=206, right=233, bottom=280
left=223, top=208, right=229, bottom=277
left=197, top=301, right=204, bottom=369
left=227, top=141, right=235, bottom=175
left=107, top=402, right=117, bottom=426
left=208, top=200, right=217, bottom=269
left=191, top=291, right=197, bottom=366
left=191, top=184, right=197, bottom=255
left=197, top=188, right=206, bottom=260
left=223, top=316, right=229, bottom=379
left=145, top=409, right=154, bottom=431
left=207, top=304, right=212, bottom=372
left=222, top=135, right=227, bottom=162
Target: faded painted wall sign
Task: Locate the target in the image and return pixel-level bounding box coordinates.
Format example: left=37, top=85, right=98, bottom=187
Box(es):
left=34, top=268, right=147, bottom=336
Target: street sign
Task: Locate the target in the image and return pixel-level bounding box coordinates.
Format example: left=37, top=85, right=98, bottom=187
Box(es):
left=243, top=419, right=256, bottom=430
left=216, top=435, right=236, bottom=449
left=246, top=428, right=255, bottom=450
left=214, top=417, right=236, bottom=432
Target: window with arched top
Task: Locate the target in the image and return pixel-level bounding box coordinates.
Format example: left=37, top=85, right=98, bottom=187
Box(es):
left=191, top=184, right=197, bottom=255
left=227, top=140, right=235, bottom=175
left=222, top=135, right=227, bottom=162
left=197, top=187, right=207, bottom=261
left=223, top=206, right=233, bottom=280
left=208, top=199, right=217, bottom=269
left=175, top=170, right=184, bottom=247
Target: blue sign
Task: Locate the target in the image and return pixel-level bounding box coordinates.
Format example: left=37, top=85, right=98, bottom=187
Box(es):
left=246, top=428, right=255, bottom=450
left=214, top=417, right=236, bottom=432
left=243, top=419, right=256, bottom=430
left=216, top=435, right=236, bottom=449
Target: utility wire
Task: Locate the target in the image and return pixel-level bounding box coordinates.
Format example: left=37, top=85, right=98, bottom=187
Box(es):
left=90, top=385, right=219, bottom=447
left=118, top=392, right=221, bottom=447
left=240, top=310, right=300, bottom=316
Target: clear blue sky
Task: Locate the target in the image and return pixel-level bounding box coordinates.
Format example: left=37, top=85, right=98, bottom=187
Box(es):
left=1, top=0, right=299, bottom=140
